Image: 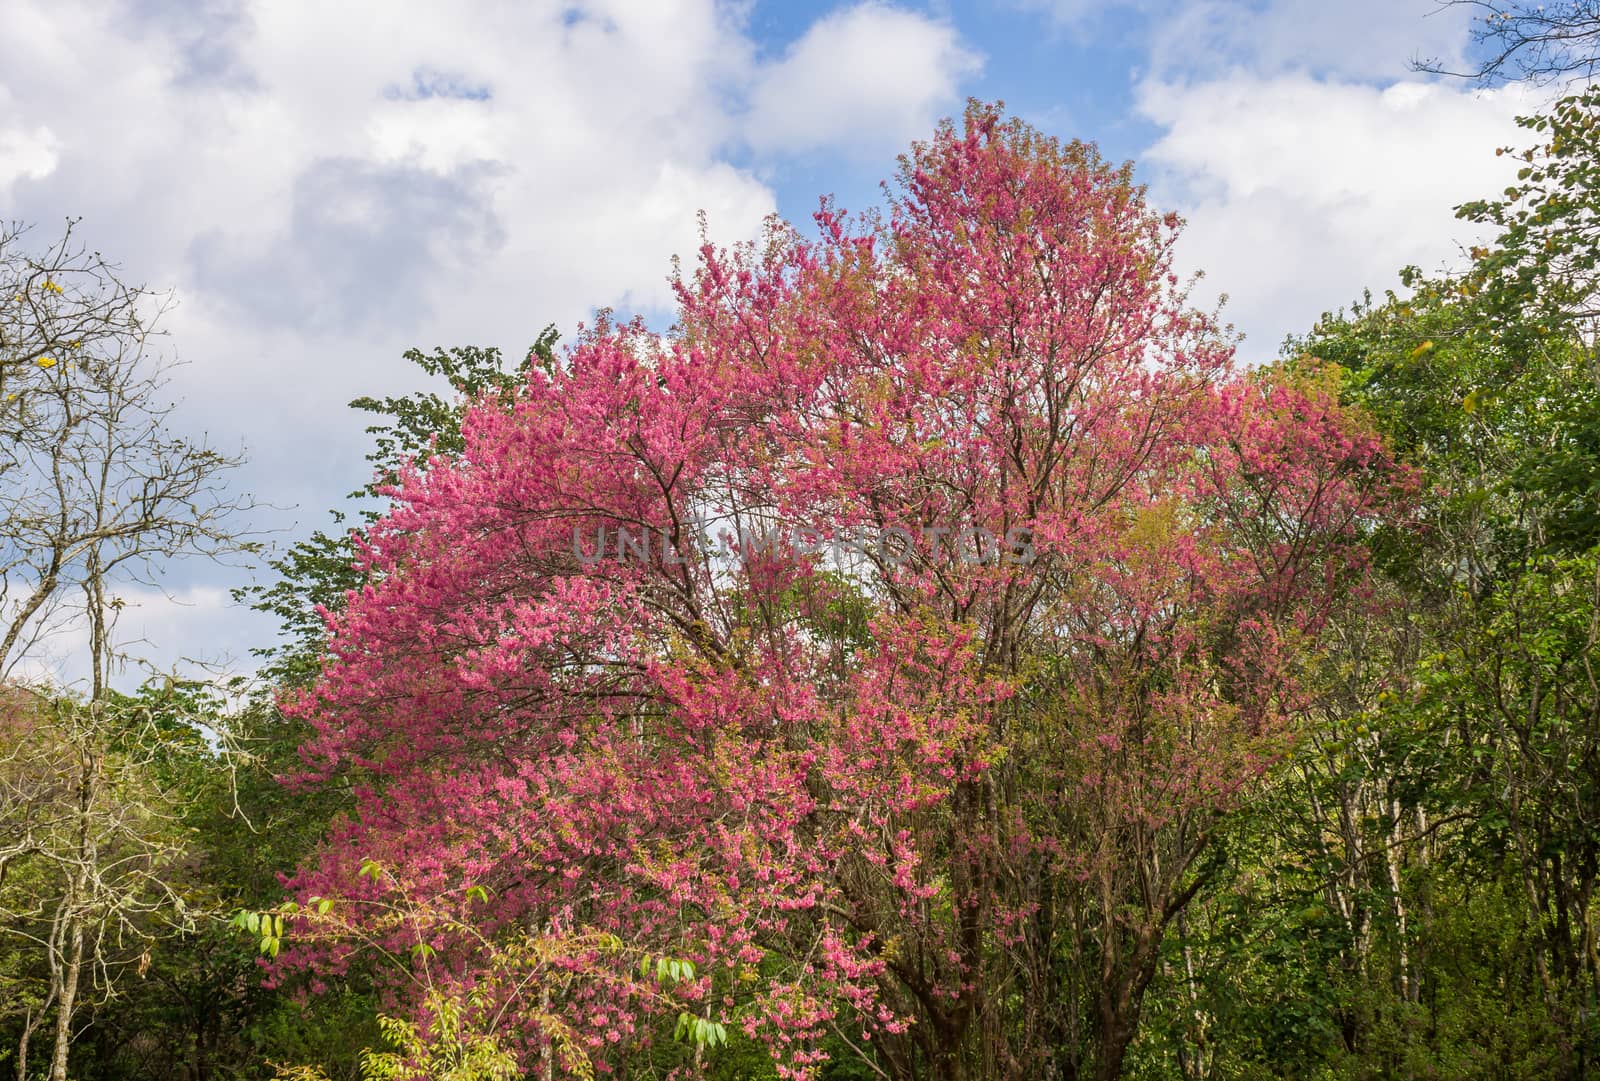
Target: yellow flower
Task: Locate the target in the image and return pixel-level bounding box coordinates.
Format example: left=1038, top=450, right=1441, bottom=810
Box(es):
left=36, top=356, right=57, bottom=368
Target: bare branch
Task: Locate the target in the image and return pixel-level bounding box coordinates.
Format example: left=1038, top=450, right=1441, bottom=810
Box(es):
left=1416, top=1, right=1600, bottom=86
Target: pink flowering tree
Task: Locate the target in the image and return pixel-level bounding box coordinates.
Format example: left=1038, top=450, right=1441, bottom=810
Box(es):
left=279, top=103, right=1402, bottom=1081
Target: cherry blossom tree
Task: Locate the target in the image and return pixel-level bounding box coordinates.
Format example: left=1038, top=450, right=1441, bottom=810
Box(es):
left=279, top=103, right=1404, bottom=1081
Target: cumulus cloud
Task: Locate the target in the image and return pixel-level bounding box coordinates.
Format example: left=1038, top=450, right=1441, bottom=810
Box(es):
left=0, top=0, right=983, bottom=351
left=1137, top=75, right=1538, bottom=355
left=745, top=3, right=983, bottom=155
left=0, top=123, right=58, bottom=193
left=1011, top=0, right=1518, bottom=356
left=190, top=158, right=508, bottom=335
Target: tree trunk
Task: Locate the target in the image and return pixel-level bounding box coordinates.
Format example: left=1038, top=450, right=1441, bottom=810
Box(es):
left=1385, top=796, right=1412, bottom=1002
left=49, top=741, right=96, bottom=1081
left=1094, top=924, right=1160, bottom=1081
left=16, top=994, right=53, bottom=1081
left=15, top=1015, right=28, bottom=1081
left=48, top=915, right=84, bottom=1081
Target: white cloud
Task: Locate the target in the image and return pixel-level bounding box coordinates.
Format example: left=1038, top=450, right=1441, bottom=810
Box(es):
left=745, top=2, right=983, bottom=155
left=1012, top=0, right=1536, bottom=359
left=0, top=123, right=58, bottom=192
left=0, top=83, right=60, bottom=194
left=1137, top=75, right=1539, bottom=356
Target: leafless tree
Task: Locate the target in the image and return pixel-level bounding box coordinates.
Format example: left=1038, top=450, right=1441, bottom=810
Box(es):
left=0, top=218, right=251, bottom=691
left=0, top=219, right=252, bottom=1081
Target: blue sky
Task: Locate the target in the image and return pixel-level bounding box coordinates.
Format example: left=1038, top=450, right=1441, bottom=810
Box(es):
left=0, top=0, right=1546, bottom=687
